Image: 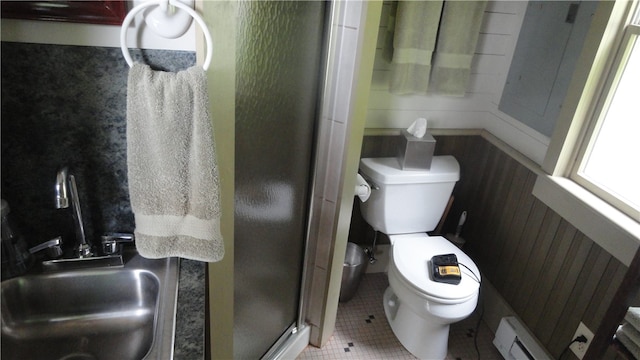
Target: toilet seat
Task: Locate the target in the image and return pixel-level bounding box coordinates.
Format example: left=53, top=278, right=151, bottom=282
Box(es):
left=390, top=233, right=480, bottom=302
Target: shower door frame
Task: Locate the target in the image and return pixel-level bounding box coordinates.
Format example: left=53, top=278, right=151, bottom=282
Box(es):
left=259, top=2, right=340, bottom=357
left=262, top=0, right=381, bottom=357
left=202, top=0, right=380, bottom=357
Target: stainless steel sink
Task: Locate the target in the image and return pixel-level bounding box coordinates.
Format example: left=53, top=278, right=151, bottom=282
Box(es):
left=1, top=250, right=179, bottom=360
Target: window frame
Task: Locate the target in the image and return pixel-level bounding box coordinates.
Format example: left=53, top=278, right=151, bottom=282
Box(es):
left=569, top=21, right=640, bottom=221
left=533, top=0, right=640, bottom=267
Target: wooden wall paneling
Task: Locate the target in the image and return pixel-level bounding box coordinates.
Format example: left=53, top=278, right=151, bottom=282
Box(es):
left=490, top=171, right=537, bottom=290
left=472, top=54, right=505, bottom=75
left=536, top=233, right=593, bottom=346
left=522, top=221, right=578, bottom=329
left=433, top=136, right=469, bottom=234
left=433, top=135, right=468, bottom=161
left=450, top=136, right=475, bottom=162
left=360, top=136, right=377, bottom=158
left=547, top=245, right=613, bottom=357
left=379, top=135, right=401, bottom=157
left=361, top=135, right=399, bottom=158
left=445, top=137, right=492, bottom=233
left=476, top=34, right=510, bottom=56
left=502, top=200, right=550, bottom=305
left=587, top=251, right=637, bottom=359
left=511, top=209, right=562, bottom=313
left=602, top=346, right=626, bottom=360
left=473, top=152, right=519, bottom=270
left=465, top=148, right=522, bottom=272
left=582, top=259, right=627, bottom=332
left=485, top=0, right=515, bottom=14
left=481, top=6, right=519, bottom=34
left=348, top=201, right=372, bottom=247
left=458, top=136, right=491, bottom=198
left=467, top=147, right=505, bottom=273
left=465, top=148, right=516, bottom=273
left=452, top=139, right=497, bottom=241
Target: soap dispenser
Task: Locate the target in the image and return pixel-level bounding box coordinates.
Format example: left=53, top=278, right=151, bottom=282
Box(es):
left=1, top=199, right=33, bottom=280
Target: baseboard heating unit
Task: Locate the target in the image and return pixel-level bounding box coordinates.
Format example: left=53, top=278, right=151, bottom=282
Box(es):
left=493, top=316, right=551, bottom=359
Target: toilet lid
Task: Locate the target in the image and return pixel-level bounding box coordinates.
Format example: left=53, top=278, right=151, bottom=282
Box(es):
left=391, top=234, right=480, bottom=301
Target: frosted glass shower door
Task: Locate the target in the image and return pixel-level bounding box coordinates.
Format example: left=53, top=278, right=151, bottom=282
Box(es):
left=234, top=1, right=326, bottom=358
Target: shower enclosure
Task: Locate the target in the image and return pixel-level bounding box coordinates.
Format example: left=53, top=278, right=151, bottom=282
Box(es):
left=234, top=2, right=327, bottom=358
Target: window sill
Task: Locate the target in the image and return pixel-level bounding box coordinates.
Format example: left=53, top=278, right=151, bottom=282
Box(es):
left=533, top=175, right=640, bottom=266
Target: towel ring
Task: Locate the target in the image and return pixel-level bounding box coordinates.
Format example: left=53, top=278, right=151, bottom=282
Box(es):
left=120, top=0, right=213, bottom=71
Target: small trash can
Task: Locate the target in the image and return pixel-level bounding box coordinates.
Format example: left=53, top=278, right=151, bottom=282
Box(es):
left=339, top=242, right=367, bottom=302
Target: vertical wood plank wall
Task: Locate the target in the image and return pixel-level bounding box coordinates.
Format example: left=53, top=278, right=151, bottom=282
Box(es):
left=357, top=135, right=628, bottom=358
left=367, top=1, right=525, bottom=128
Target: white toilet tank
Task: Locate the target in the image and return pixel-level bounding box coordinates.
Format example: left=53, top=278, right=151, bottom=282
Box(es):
left=359, top=156, right=459, bottom=234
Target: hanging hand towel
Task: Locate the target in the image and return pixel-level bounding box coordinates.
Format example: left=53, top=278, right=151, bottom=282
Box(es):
left=388, top=1, right=444, bottom=95
left=127, top=63, right=224, bottom=262
left=381, top=1, right=398, bottom=63
left=430, top=1, right=488, bottom=96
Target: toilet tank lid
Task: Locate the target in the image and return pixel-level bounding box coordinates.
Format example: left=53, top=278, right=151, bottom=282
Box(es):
left=359, top=156, right=460, bottom=185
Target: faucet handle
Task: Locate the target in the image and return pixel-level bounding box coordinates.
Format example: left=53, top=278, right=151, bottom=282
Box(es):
left=29, top=236, right=63, bottom=258
left=77, top=242, right=93, bottom=258
left=101, top=233, right=135, bottom=255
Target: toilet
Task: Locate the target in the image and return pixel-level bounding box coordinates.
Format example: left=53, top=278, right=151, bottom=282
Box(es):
left=359, top=156, right=481, bottom=360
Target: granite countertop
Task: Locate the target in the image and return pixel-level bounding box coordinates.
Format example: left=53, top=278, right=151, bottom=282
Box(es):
left=173, top=259, right=206, bottom=359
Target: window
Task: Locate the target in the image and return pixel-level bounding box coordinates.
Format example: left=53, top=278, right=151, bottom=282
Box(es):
left=534, top=0, right=640, bottom=266
left=570, top=3, right=640, bottom=222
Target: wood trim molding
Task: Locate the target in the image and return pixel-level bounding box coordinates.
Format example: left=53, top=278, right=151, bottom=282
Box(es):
left=587, top=249, right=640, bottom=359
left=1, top=1, right=127, bottom=26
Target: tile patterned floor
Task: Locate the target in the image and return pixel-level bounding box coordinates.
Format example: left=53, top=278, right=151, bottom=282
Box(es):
left=298, top=273, right=503, bottom=360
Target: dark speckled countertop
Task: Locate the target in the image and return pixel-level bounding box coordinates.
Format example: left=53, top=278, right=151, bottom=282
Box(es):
left=1, top=42, right=206, bottom=359
left=174, top=259, right=206, bottom=359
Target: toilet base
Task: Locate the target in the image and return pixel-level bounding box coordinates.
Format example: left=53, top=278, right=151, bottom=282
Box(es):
left=383, top=287, right=450, bottom=360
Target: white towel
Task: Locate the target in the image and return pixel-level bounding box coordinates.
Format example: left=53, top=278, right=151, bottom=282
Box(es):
left=127, top=63, right=224, bottom=262
left=627, top=307, right=640, bottom=330
left=430, top=1, right=488, bottom=96
left=617, top=324, right=640, bottom=359
left=388, top=1, right=444, bottom=95
left=622, top=322, right=640, bottom=349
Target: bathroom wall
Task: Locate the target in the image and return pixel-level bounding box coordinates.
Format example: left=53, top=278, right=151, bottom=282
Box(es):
left=0, top=41, right=195, bottom=252
left=353, top=134, right=629, bottom=358
left=368, top=1, right=550, bottom=165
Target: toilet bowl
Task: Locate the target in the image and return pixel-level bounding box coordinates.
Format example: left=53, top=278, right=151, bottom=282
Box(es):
left=383, top=233, right=480, bottom=359
left=358, top=156, right=481, bottom=359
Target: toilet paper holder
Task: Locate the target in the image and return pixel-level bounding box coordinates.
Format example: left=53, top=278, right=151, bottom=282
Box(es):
left=355, top=173, right=374, bottom=203
left=357, top=173, right=379, bottom=190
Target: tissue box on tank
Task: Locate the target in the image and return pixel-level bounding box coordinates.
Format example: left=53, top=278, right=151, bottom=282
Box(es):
left=396, top=129, right=436, bottom=170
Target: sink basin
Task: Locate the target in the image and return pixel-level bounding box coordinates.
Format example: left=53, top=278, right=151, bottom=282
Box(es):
left=1, top=251, right=179, bottom=360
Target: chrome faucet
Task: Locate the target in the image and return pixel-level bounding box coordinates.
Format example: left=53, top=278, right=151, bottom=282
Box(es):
left=55, top=167, right=92, bottom=258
